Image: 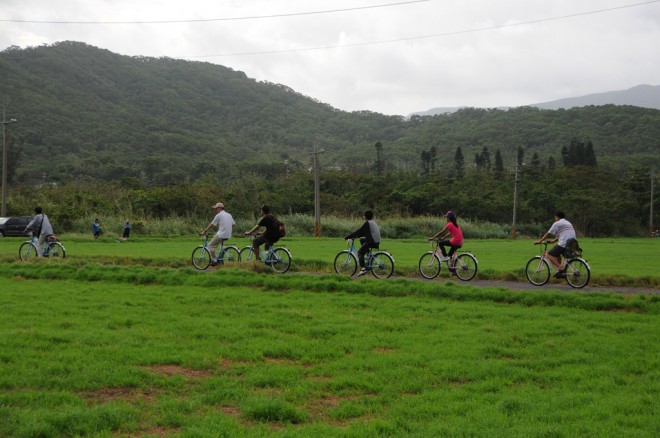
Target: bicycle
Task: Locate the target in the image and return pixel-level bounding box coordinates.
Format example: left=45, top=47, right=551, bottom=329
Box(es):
left=418, top=240, right=478, bottom=281
left=191, top=234, right=241, bottom=270
left=525, top=241, right=590, bottom=288
left=19, top=234, right=66, bottom=261
left=239, top=234, right=292, bottom=274
left=333, top=239, right=395, bottom=279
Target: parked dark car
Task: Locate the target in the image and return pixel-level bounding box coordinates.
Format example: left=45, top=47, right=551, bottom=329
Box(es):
left=0, top=216, right=33, bottom=237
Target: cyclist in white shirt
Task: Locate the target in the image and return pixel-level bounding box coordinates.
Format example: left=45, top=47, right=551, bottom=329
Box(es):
left=535, top=211, right=576, bottom=278
left=200, top=202, right=235, bottom=266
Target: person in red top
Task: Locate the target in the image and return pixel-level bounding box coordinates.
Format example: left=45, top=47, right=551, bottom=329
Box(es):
left=428, top=210, right=464, bottom=270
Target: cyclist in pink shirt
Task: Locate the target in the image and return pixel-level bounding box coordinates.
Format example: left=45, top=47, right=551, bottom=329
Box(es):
left=428, top=210, right=464, bottom=270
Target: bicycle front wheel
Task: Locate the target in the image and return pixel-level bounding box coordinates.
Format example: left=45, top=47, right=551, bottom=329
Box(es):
left=418, top=252, right=441, bottom=279
left=334, top=250, right=358, bottom=276
left=220, top=246, right=241, bottom=266
left=525, top=256, right=550, bottom=286
left=48, top=242, right=66, bottom=258
left=19, top=242, right=38, bottom=261
left=371, top=251, right=394, bottom=279
left=191, top=246, right=212, bottom=270
left=565, top=258, right=590, bottom=289
left=454, top=253, right=477, bottom=281
left=270, top=247, right=291, bottom=274
left=239, top=246, right=256, bottom=262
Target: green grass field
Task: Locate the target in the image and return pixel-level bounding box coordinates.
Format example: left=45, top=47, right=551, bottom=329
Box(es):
left=0, top=235, right=658, bottom=436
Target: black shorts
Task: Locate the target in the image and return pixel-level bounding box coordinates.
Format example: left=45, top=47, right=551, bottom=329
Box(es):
left=548, top=245, right=566, bottom=258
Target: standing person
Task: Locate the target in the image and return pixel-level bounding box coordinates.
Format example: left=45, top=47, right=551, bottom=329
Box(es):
left=535, top=211, right=577, bottom=278
left=122, top=219, right=132, bottom=240
left=24, top=207, right=55, bottom=257
left=200, top=202, right=235, bottom=266
left=344, top=210, right=381, bottom=277
left=92, top=218, right=101, bottom=239
left=244, top=205, right=281, bottom=262
left=428, top=210, right=464, bottom=271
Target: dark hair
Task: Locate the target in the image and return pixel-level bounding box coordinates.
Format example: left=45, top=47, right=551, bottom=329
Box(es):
left=261, top=205, right=271, bottom=214
left=555, top=211, right=565, bottom=219
left=34, top=207, right=42, bottom=214
left=364, top=210, right=374, bottom=220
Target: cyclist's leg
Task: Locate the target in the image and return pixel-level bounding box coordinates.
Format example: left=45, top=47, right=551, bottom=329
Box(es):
left=36, top=235, right=47, bottom=256
left=437, top=239, right=451, bottom=258
left=357, top=242, right=370, bottom=268
left=208, top=235, right=224, bottom=261
left=448, top=245, right=461, bottom=271
left=547, top=245, right=565, bottom=275
left=252, top=235, right=267, bottom=261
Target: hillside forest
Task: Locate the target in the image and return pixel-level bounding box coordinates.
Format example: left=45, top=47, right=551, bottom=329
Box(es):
left=0, top=42, right=658, bottom=237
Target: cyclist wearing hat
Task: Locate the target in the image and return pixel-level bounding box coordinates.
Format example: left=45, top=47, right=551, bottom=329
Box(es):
left=200, top=202, right=235, bottom=266
left=428, top=210, right=464, bottom=270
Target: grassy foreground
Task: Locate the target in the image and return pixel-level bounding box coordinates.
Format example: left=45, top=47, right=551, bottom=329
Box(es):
left=0, top=266, right=658, bottom=437
left=0, top=236, right=658, bottom=436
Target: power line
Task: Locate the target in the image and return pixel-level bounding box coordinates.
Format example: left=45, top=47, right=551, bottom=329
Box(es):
left=0, top=0, right=430, bottom=24
left=187, top=0, right=660, bottom=57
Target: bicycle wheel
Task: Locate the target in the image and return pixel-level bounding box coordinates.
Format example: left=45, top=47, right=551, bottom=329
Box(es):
left=418, top=252, right=441, bottom=279
left=48, top=242, right=66, bottom=258
left=220, top=246, right=241, bottom=266
left=191, top=246, right=212, bottom=270
left=19, top=242, right=38, bottom=261
left=371, top=251, right=394, bottom=279
left=525, top=256, right=550, bottom=286
left=270, top=247, right=291, bottom=274
left=565, top=258, right=590, bottom=289
left=454, top=253, right=477, bottom=281
left=239, top=246, right=256, bottom=262
left=334, top=250, right=358, bottom=276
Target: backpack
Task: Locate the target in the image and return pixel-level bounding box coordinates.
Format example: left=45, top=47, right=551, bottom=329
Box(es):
left=275, top=219, right=286, bottom=238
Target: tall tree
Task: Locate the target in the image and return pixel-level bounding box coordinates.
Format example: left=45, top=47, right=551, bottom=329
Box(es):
left=374, top=141, right=384, bottom=175
left=494, top=149, right=504, bottom=179
left=454, top=147, right=465, bottom=179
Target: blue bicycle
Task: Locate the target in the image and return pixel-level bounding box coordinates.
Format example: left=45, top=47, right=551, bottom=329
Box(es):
left=19, top=234, right=66, bottom=261
left=333, top=239, right=394, bottom=278
left=191, top=234, right=240, bottom=270
left=240, top=234, right=292, bottom=274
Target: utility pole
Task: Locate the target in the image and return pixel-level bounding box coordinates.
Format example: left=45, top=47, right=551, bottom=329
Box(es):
left=1, top=105, right=17, bottom=217
left=651, top=167, right=656, bottom=237
left=310, top=147, right=325, bottom=237
left=512, top=163, right=520, bottom=239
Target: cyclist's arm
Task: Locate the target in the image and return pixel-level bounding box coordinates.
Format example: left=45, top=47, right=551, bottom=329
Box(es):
left=245, top=223, right=261, bottom=236
left=429, top=224, right=449, bottom=241
left=201, top=222, right=214, bottom=235
left=535, top=232, right=557, bottom=244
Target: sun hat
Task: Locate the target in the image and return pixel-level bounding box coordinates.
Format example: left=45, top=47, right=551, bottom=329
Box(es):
left=212, top=202, right=224, bottom=209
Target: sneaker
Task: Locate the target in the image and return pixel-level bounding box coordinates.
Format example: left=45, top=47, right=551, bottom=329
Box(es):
left=209, top=259, right=220, bottom=266
left=553, top=270, right=566, bottom=278
left=356, top=268, right=368, bottom=277
left=439, top=256, right=450, bottom=262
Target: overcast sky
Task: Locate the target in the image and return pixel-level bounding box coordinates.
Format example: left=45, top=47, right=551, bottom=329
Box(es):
left=1, top=0, right=659, bottom=116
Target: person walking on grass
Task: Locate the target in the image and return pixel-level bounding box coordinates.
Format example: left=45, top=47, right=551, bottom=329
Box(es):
left=344, top=210, right=381, bottom=277
left=244, top=205, right=281, bottom=262
left=92, top=218, right=101, bottom=239
left=428, top=210, right=463, bottom=273
left=535, top=211, right=576, bottom=278
left=122, top=219, right=132, bottom=240
left=200, top=202, right=235, bottom=266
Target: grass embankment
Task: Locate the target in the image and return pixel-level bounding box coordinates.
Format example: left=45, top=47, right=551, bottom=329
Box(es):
left=0, top=267, right=658, bottom=437
left=1, top=236, right=658, bottom=288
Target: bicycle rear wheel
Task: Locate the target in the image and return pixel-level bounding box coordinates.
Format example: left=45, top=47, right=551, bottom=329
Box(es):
left=19, top=242, right=38, bottom=261
left=270, top=247, right=291, bottom=274
left=371, top=251, right=394, bottom=279
left=191, top=246, right=212, bottom=270
left=48, top=242, right=66, bottom=258
left=239, top=246, right=256, bottom=262
left=525, top=256, right=550, bottom=286
left=334, top=250, right=358, bottom=276
left=454, top=253, right=477, bottom=281
left=418, top=252, right=441, bottom=279
left=565, top=258, right=590, bottom=288
left=220, top=246, right=241, bottom=266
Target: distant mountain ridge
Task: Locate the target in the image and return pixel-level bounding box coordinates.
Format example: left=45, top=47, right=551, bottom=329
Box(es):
left=411, top=84, right=660, bottom=116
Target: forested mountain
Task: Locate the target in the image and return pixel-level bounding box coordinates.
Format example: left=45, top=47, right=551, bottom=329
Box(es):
left=1, top=41, right=660, bottom=187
